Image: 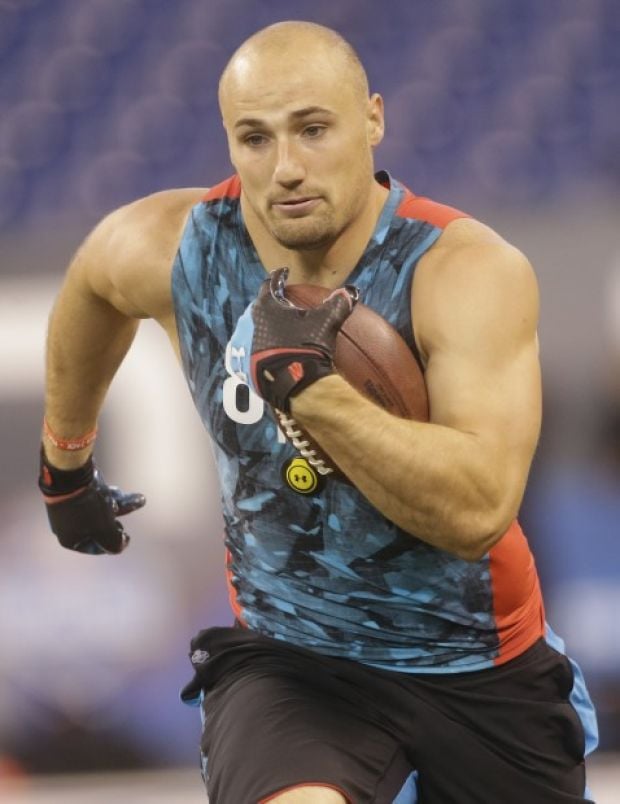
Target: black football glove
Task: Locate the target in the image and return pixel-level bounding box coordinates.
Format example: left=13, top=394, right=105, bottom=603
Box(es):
left=229, top=267, right=358, bottom=412
left=39, top=448, right=145, bottom=555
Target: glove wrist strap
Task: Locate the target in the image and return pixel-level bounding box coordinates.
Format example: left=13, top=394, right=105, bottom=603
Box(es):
left=256, top=355, right=333, bottom=413
left=39, top=448, right=94, bottom=496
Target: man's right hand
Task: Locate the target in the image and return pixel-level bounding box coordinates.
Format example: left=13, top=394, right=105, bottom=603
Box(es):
left=39, top=450, right=146, bottom=555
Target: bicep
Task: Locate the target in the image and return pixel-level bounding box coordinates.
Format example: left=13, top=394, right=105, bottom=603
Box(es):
left=425, top=337, right=541, bottom=466
left=416, top=243, right=542, bottom=484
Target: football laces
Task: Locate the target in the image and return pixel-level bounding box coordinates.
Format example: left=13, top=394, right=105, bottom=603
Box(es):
left=275, top=411, right=334, bottom=475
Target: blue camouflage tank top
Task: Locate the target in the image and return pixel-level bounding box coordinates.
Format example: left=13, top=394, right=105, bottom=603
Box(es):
left=171, top=171, right=544, bottom=673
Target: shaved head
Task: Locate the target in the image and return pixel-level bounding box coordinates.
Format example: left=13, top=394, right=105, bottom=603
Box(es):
left=217, top=20, right=386, bottom=256
left=218, top=21, right=369, bottom=114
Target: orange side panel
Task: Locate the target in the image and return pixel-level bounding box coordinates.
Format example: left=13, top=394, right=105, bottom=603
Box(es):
left=225, top=547, right=246, bottom=625
left=489, top=520, right=545, bottom=665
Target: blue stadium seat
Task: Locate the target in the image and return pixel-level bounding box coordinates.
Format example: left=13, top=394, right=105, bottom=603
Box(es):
left=415, top=26, right=497, bottom=97
left=40, top=45, right=110, bottom=112
left=1, top=100, right=68, bottom=170
left=0, top=157, right=26, bottom=227
left=385, top=78, right=463, bottom=156
left=117, top=94, right=197, bottom=166
left=159, top=41, right=227, bottom=111
left=470, top=129, right=552, bottom=203
left=76, top=148, right=150, bottom=218
left=0, top=5, right=25, bottom=59
left=70, top=0, right=146, bottom=57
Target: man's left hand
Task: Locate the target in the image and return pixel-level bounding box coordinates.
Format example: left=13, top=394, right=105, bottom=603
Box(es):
left=228, top=268, right=358, bottom=412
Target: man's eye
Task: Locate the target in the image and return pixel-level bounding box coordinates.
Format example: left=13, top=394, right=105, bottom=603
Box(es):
left=303, top=125, right=326, bottom=138
left=245, top=134, right=267, bottom=146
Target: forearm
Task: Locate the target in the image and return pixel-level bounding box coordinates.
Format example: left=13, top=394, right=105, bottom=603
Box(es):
left=44, top=282, right=139, bottom=468
left=291, top=376, right=519, bottom=559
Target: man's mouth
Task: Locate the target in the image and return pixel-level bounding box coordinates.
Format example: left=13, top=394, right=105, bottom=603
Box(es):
left=271, top=197, right=322, bottom=216
left=273, top=196, right=318, bottom=206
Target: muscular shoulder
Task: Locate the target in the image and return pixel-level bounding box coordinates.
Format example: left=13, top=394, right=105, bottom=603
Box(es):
left=77, top=187, right=207, bottom=321
left=412, top=217, right=539, bottom=363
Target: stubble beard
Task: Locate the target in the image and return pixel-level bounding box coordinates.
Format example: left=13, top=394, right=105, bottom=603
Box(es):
left=266, top=203, right=353, bottom=252
left=269, top=218, right=336, bottom=251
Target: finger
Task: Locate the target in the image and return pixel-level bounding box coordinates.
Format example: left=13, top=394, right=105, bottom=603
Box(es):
left=107, top=531, right=130, bottom=553
left=268, top=267, right=289, bottom=302
left=324, top=285, right=359, bottom=311
left=114, top=491, right=146, bottom=516
left=75, top=527, right=129, bottom=555
left=311, top=286, right=358, bottom=329
left=75, top=540, right=107, bottom=556
left=98, top=522, right=130, bottom=554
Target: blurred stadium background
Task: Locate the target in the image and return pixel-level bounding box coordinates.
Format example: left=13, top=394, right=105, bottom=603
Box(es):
left=0, top=0, right=618, bottom=801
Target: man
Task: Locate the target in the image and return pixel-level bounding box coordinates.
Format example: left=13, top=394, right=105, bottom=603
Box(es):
left=40, top=21, right=597, bottom=804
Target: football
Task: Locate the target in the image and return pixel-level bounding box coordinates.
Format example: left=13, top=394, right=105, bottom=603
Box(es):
left=279, top=284, right=429, bottom=478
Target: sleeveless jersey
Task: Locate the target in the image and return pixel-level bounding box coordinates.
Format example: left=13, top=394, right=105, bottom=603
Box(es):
left=171, top=171, right=545, bottom=673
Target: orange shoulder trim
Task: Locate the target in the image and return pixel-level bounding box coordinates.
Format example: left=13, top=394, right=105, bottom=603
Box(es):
left=203, top=175, right=241, bottom=202
left=397, top=187, right=470, bottom=229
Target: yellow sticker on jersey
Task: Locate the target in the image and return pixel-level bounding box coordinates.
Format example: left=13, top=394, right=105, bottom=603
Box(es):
left=282, top=456, right=323, bottom=495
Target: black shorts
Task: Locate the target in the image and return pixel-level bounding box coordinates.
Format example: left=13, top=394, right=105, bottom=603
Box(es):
left=181, top=627, right=593, bottom=804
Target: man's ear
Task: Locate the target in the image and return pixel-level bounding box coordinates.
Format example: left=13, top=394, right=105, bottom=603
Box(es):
left=367, top=93, right=385, bottom=147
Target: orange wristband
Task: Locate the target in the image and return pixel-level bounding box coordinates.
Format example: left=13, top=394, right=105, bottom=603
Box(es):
left=43, top=418, right=98, bottom=451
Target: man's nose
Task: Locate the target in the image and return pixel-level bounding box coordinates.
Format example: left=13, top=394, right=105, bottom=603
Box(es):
left=273, top=139, right=305, bottom=186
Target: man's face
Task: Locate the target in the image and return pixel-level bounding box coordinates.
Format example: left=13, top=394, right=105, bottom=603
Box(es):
left=221, top=50, right=383, bottom=251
